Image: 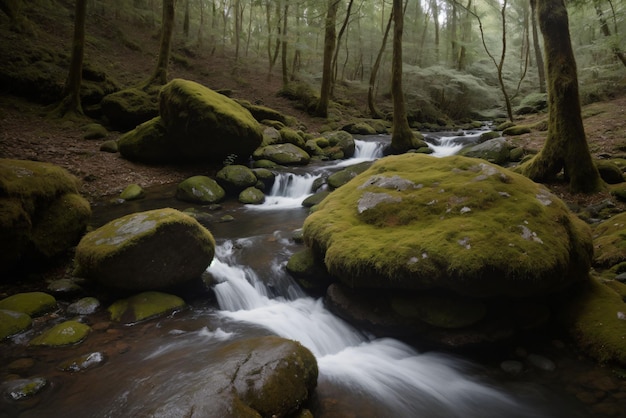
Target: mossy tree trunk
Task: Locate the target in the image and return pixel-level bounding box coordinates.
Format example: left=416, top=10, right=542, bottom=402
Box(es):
left=389, top=0, right=415, bottom=153
left=521, top=0, right=604, bottom=193
left=56, top=0, right=86, bottom=116
left=530, top=0, right=546, bottom=93
left=144, top=0, right=174, bottom=87
left=314, top=0, right=339, bottom=118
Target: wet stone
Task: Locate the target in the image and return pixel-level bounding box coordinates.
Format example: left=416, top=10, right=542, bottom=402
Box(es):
left=527, top=354, right=556, bottom=372
left=7, top=358, right=35, bottom=373
left=500, top=360, right=524, bottom=375
left=3, top=377, right=47, bottom=401
left=58, top=352, right=105, bottom=372
left=67, top=297, right=101, bottom=315
left=47, top=278, right=83, bottom=295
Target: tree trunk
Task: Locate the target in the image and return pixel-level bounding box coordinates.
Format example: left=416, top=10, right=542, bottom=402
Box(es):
left=390, top=0, right=418, bottom=153
left=368, top=9, right=393, bottom=119
left=183, top=0, right=189, bottom=38
left=331, top=0, right=354, bottom=92
left=56, top=0, right=87, bottom=116
left=530, top=0, right=546, bottom=93
left=234, top=0, right=241, bottom=60
left=314, top=0, right=339, bottom=118
left=281, top=2, right=289, bottom=87
left=521, top=0, right=603, bottom=193
left=144, top=0, right=174, bottom=86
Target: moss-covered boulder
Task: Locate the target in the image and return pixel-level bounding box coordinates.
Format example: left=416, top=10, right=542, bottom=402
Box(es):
left=459, top=137, right=511, bottom=165
left=596, top=160, right=624, bottom=184
left=117, top=116, right=175, bottom=163
left=322, top=131, right=356, bottom=159
left=0, top=292, right=56, bottom=316
left=216, top=165, right=258, bottom=194
left=279, top=127, right=306, bottom=148
left=304, top=154, right=592, bottom=298
left=327, top=161, right=374, bottom=189
left=253, top=143, right=311, bottom=166
left=29, top=320, right=91, bottom=347
left=101, top=87, right=159, bottom=131
left=342, top=122, right=377, bottom=135
left=251, top=168, right=275, bottom=190
left=0, top=309, right=32, bottom=339
left=0, top=159, right=91, bottom=274
left=108, top=291, right=185, bottom=324
left=160, top=79, right=263, bottom=163
left=286, top=248, right=333, bottom=293
left=302, top=190, right=331, bottom=208
left=3, top=377, right=48, bottom=401
left=176, top=176, right=226, bottom=204
left=592, top=212, right=626, bottom=268
left=563, top=278, right=626, bottom=365
left=238, top=187, right=265, bottom=204
left=74, top=208, right=215, bottom=291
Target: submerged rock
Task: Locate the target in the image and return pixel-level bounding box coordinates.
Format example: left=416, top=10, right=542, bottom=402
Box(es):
left=74, top=208, right=215, bottom=291
left=108, top=291, right=185, bottom=324
left=0, top=309, right=32, bottom=339
left=3, top=377, right=48, bottom=401
left=0, top=292, right=56, bottom=316
left=29, top=320, right=91, bottom=347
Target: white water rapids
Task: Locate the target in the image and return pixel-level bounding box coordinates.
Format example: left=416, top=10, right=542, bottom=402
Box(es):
left=207, top=241, right=544, bottom=417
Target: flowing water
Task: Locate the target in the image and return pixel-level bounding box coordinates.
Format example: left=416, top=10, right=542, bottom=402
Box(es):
left=1, top=135, right=596, bottom=417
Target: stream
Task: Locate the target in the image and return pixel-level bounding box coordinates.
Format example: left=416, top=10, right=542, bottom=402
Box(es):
left=2, top=133, right=603, bottom=417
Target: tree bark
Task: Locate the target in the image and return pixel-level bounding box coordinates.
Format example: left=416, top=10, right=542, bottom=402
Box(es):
left=390, top=0, right=418, bottom=153
left=57, top=0, right=86, bottom=116
left=521, top=0, right=603, bottom=193
left=281, top=2, right=289, bottom=87
left=594, top=0, right=626, bottom=68
left=144, top=0, right=175, bottom=86
left=530, top=0, right=546, bottom=93
left=314, top=0, right=339, bottom=118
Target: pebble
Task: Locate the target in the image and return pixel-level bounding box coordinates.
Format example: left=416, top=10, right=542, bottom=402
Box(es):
left=527, top=354, right=556, bottom=372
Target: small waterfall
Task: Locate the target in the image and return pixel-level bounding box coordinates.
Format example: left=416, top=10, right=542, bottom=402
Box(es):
left=251, top=173, right=319, bottom=210
left=207, top=241, right=539, bottom=417
left=426, top=131, right=488, bottom=158
left=354, top=139, right=385, bottom=159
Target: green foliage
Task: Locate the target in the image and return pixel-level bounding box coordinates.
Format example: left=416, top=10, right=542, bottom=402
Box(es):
left=403, top=65, right=501, bottom=120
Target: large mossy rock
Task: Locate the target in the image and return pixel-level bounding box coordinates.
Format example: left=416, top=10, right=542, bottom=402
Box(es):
left=459, top=137, right=511, bottom=165
left=304, top=154, right=592, bottom=298
left=253, top=143, right=311, bottom=165
left=160, top=79, right=263, bottom=162
left=108, top=291, right=186, bottom=324
left=100, top=87, right=159, bottom=131
left=118, top=79, right=263, bottom=164
left=0, top=159, right=91, bottom=275
left=74, top=208, right=215, bottom=291
left=0, top=309, right=32, bottom=339
left=322, top=131, right=356, bottom=159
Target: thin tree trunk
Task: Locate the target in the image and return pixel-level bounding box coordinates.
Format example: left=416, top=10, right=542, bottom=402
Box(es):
left=521, top=0, right=603, bottom=193
left=281, top=2, right=289, bottom=87
left=368, top=9, right=393, bottom=118
left=144, top=0, right=174, bottom=86
left=197, top=0, right=204, bottom=47
left=234, top=0, right=241, bottom=60
left=331, top=0, right=355, bottom=91
left=314, top=0, right=339, bottom=118
left=530, top=0, right=546, bottom=93
left=183, top=0, right=189, bottom=38
left=57, top=0, right=87, bottom=115
left=457, top=0, right=471, bottom=70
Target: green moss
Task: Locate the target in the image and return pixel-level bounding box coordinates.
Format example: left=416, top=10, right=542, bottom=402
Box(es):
left=216, top=165, right=257, bottom=193
left=176, top=176, right=226, bottom=204
left=120, top=184, right=145, bottom=201
left=29, top=320, right=91, bottom=347
left=564, top=278, right=626, bottom=365
left=279, top=127, right=305, bottom=148
left=0, top=309, right=32, bottom=339
left=596, top=160, right=624, bottom=184
left=83, top=123, right=108, bottom=140
left=118, top=117, right=174, bottom=163
left=30, top=193, right=91, bottom=258
left=502, top=125, right=532, bottom=136
left=100, top=87, right=159, bottom=130
left=480, top=131, right=501, bottom=141
left=593, top=212, right=626, bottom=268
left=108, top=291, right=186, bottom=324
left=304, top=154, right=592, bottom=297
left=0, top=292, right=56, bottom=316
left=0, top=159, right=81, bottom=201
